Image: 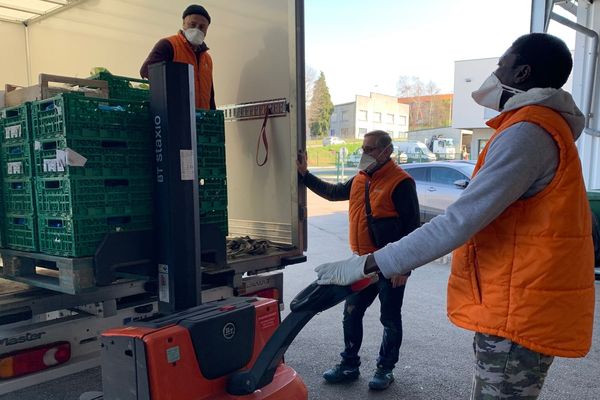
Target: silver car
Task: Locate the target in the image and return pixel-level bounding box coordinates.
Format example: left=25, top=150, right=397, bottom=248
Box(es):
left=402, top=161, right=475, bottom=224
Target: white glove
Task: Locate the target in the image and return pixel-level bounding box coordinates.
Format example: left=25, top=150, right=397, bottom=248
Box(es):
left=314, top=254, right=369, bottom=286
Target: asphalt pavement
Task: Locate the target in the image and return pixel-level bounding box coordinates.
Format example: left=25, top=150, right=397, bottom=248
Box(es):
left=1, top=191, right=599, bottom=400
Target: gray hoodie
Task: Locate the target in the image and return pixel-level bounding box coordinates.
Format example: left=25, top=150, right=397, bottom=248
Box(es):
left=373, top=88, right=585, bottom=278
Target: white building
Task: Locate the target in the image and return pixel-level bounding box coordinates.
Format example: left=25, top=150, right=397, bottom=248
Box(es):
left=329, top=92, right=410, bottom=140
left=452, top=57, right=574, bottom=159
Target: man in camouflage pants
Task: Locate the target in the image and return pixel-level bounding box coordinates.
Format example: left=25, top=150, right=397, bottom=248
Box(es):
left=471, top=334, right=554, bottom=399
left=314, top=32, right=595, bottom=399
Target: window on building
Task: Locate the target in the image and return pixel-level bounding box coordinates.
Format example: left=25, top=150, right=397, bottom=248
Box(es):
left=398, top=116, right=407, bottom=126
left=358, top=110, right=368, bottom=121
left=385, top=113, right=394, bottom=124
left=478, top=139, right=489, bottom=154
left=331, top=113, right=337, bottom=122
left=341, top=111, right=349, bottom=121
left=341, top=128, right=349, bottom=137
left=373, top=112, right=382, bottom=123
left=358, top=128, right=367, bottom=137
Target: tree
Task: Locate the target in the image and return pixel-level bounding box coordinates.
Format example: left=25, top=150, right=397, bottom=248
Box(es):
left=396, top=75, right=451, bottom=130
left=305, top=65, right=318, bottom=106
left=305, top=65, right=318, bottom=132
left=308, top=71, right=334, bottom=138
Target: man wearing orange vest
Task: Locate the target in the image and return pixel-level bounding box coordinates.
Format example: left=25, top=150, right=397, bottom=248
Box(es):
left=297, top=130, right=420, bottom=390
left=314, top=33, right=595, bottom=399
left=140, top=4, right=215, bottom=110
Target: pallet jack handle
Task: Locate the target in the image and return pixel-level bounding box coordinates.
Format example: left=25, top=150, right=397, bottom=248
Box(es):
left=226, top=276, right=376, bottom=395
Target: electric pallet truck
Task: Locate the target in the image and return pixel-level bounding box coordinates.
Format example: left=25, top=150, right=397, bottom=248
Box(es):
left=79, top=62, right=370, bottom=399
left=81, top=278, right=374, bottom=400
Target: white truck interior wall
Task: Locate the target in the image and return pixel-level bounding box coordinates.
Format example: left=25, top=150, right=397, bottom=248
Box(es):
left=572, top=1, right=600, bottom=190
left=0, top=22, right=27, bottom=89
left=23, top=0, right=298, bottom=244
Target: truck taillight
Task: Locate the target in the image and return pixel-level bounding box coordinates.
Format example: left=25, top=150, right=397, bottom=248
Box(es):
left=251, top=288, right=280, bottom=301
left=0, top=342, right=71, bottom=379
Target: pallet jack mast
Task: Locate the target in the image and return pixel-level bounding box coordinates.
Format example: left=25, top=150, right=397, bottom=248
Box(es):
left=80, top=61, right=376, bottom=399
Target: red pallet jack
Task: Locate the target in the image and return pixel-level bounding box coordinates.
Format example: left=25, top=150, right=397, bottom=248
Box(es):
left=78, top=62, right=374, bottom=399
left=80, top=278, right=373, bottom=400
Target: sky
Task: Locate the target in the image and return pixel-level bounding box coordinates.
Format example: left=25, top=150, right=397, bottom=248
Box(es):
left=305, top=0, right=577, bottom=104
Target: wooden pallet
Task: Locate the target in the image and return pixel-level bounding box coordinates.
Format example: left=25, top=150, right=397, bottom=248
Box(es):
left=4, top=74, right=109, bottom=107
left=0, top=248, right=95, bottom=295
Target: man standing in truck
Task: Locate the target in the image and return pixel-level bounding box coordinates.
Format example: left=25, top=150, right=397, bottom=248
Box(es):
left=297, top=130, right=420, bottom=391
left=314, top=33, right=595, bottom=399
left=140, top=4, right=215, bottom=110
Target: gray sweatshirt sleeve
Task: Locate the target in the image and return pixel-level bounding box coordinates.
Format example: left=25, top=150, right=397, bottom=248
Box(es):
left=373, top=122, right=559, bottom=278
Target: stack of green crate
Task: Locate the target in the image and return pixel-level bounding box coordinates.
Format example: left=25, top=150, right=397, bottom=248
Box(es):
left=32, top=93, right=153, bottom=257
left=90, top=71, right=150, bottom=101
left=196, top=110, right=228, bottom=236
left=0, top=103, right=38, bottom=251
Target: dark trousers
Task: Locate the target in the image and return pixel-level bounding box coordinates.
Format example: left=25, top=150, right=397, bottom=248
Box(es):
left=340, top=273, right=406, bottom=370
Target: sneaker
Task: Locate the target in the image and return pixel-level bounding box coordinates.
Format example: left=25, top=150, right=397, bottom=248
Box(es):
left=368, top=367, right=394, bottom=390
left=322, top=364, right=360, bottom=383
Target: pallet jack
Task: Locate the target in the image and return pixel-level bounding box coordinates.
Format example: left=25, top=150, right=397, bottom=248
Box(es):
left=79, top=62, right=373, bottom=399
left=80, top=277, right=373, bottom=400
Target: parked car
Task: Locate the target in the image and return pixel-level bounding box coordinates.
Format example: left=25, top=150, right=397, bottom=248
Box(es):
left=322, top=136, right=346, bottom=146
left=393, top=144, right=409, bottom=164
left=401, top=160, right=475, bottom=224
left=394, top=140, right=437, bottom=163
left=345, top=147, right=408, bottom=167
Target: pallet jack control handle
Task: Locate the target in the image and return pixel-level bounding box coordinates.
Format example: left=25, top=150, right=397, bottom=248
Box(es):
left=226, top=276, right=377, bottom=395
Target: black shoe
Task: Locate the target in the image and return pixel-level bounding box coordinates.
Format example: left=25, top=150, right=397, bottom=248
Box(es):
left=368, top=367, right=394, bottom=390
left=322, top=364, right=360, bottom=383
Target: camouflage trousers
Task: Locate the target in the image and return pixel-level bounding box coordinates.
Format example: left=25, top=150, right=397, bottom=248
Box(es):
left=470, top=333, right=554, bottom=400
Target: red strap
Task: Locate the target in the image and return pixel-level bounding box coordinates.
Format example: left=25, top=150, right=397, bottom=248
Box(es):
left=256, top=106, right=270, bottom=166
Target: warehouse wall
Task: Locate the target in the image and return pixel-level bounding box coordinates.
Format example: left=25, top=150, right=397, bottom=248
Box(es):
left=26, top=0, right=176, bottom=80
left=23, top=0, right=300, bottom=244
left=0, top=22, right=28, bottom=89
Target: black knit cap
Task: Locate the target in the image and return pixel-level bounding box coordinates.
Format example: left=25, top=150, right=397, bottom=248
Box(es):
left=182, top=5, right=211, bottom=23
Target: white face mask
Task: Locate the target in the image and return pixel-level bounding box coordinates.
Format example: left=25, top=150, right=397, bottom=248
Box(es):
left=358, top=153, right=377, bottom=171
left=183, top=28, right=205, bottom=46
left=357, top=144, right=391, bottom=172
left=471, top=73, right=524, bottom=111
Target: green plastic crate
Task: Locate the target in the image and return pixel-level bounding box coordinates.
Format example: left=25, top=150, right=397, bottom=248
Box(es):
left=199, top=209, right=228, bottom=236
left=4, top=214, right=38, bottom=251
left=2, top=179, right=35, bottom=214
left=36, top=176, right=153, bottom=217
left=90, top=71, right=150, bottom=101
left=38, top=213, right=153, bottom=257
left=197, top=143, right=226, bottom=169
left=0, top=103, right=32, bottom=144
left=589, top=191, right=600, bottom=219
left=1, top=142, right=33, bottom=177
left=199, top=177, right=227, bottom=212
left=198, top=166, right=227, bottom=179
left=196, top=110, right=225, bottom=144
left=34, top=137, right=152, bottom=177
left=31, top=93, right=151, bottom=140
left=198, top=176, right=227, bottom=198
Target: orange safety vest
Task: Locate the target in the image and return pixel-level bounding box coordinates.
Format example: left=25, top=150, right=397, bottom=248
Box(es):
left=447, top=105, right=595, bottom=357
left=166, top=32, right=213, bottom=109
left=349, top=161, right=412, bottom=255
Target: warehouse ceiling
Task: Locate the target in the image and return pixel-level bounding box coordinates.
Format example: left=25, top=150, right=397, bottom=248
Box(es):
left=0, top=0, right=87, bottom=24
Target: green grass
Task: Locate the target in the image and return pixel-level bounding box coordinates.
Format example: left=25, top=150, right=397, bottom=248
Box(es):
left=306, top=139, right=362, bottom=166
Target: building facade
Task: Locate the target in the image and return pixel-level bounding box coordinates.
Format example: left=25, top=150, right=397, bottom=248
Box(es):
left=330, top=92, right=410, bottom=140
left=452, top=56, right=574, bottom=159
